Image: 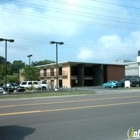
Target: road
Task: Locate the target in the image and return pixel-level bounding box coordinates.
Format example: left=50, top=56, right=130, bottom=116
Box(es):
left=0, top=89, right=140, bottom=140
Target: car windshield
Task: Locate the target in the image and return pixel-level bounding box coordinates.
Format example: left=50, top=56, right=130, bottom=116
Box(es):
left=42, top=81, right=47, bottom=84
left=11, top=83, right=19, bottom=86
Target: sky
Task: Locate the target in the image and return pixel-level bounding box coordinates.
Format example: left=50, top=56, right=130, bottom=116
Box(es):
left=0, top=0, right=140, bottom=64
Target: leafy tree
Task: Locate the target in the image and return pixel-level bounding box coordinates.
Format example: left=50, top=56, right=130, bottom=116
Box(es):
left=11, top=60, right=25, bottom=74
left=0, top=63, right=12, bottom=84
left=32, top=59, right=55, bottom=66
left=0, top=56, right=5, bottom=64
left=7, top=73, right=19, bottom=83
left=21, top=65, right=39, bottom=81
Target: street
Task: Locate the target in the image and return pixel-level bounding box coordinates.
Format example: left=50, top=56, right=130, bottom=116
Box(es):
left=0, top=90, right=140, bottom=140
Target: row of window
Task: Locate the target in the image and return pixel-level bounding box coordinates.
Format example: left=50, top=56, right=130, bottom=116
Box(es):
left=42, top=66, right=94, bottom=77
left=71, top=66, right=94, bottom=76
left=42, top=67, right=62, bottom=76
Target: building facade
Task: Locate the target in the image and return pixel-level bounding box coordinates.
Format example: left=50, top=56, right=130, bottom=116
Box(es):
left=115, top=60, right=139, bottom=80
left=37, top=61, right=125, bottom=88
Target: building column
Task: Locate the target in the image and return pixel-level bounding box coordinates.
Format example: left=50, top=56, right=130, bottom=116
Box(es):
left=77, top=64, right=84, bottom=86
left=92, top=65, right=104, bottom=86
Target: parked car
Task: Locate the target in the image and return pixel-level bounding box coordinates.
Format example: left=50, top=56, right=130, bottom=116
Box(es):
left=102, top=81, right=121, bottom=88
left=120, top=78, right=140, bottom=87
left=0, top=87, right=4, bottom=93
left=129, top=79, right=140, bottom=87
left=119, top=79, right=125, bottom=87
left=20, top=81, right=48, bottom=90
left=3, top=83, right=26, bottom=92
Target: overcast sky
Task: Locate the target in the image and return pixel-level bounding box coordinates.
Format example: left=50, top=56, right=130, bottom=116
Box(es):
left=0, top=0, right=140, bottom=64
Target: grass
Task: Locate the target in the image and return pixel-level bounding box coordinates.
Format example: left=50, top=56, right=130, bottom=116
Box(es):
left=0, top=90, right=94, bottom=99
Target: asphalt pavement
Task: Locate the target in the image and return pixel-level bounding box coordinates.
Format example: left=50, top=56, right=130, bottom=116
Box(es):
left=0, top=89, right=140, bottom=140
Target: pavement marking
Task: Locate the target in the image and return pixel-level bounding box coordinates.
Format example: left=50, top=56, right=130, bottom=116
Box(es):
left=0, top=110, right=42, bottom=116
left=1, top=95, right=140, bottom=108
left=0, top=100, right=140, bottom=116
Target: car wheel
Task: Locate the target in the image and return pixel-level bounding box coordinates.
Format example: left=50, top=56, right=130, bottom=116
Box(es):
left=13, top=89, right=17, bottom=93
left=42, top=87, right=46, bottom=90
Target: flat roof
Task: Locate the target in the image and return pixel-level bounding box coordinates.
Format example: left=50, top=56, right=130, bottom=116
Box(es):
left=36, top=61, right=126, bottom=68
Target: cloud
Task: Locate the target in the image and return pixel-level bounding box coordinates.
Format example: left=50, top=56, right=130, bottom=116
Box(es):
left=77, top=30, right=140, bottom=63
left=77, top=47, right=94, bottom=60
left=0, top=1, right=79, bottom=37
left=0, top=0, right=140, bottom=64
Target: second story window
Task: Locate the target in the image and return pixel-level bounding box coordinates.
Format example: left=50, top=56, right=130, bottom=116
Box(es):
left=51, top=67, right=54, bottom=76
left=71, top=66, right=77, bottom=76
left=44, top=68, right=47, bottom=76
left=59, top=66, right=62, bottom=75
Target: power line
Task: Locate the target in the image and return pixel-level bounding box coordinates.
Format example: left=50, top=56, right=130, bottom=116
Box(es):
left=1, top=0, right=140, bottom=31
left=46, top=0, right=140, bottom=10
left=2, top=8, right=140, bottom=31
left=3, top=0, right=140, bottom=20
left=0, top=1, right=140, bottom=57
left=4, top=6, right=140, bottom=26
left=92, top=0, right=140, bottom=9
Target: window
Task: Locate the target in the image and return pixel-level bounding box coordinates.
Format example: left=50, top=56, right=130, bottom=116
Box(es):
left=51, top=68, right=54, bottom=76
left=28, top=82, right=32, bottom=85
left=71, top=66, right=77, bottom=75
left=44, top=68, right=47, bottom=76
left=84, top=67, right=93, bottom=76
left=42, top=81, right=47, bottom=84
left=33, top=82, right=38, bottom=85
left=59, top=66, right=62, bottom=75
left=21, top=82, right=27, bottom=85
left=11, top=83, right=18, bottom=86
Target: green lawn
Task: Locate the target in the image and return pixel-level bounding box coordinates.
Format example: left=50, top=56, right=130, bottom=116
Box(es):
left=0, top=90, right=94, bottom=99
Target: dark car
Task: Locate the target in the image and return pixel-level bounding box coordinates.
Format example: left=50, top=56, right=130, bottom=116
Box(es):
left=120, top=78, right=140, bottom=87
left=3, top=83, right=26, bottom=92
left=119, top=79, right=125, bottom=87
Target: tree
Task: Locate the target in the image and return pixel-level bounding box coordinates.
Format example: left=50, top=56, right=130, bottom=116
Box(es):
left=32, top=59, right=55, bottom=66
left=0, top=63, right=12, bottom=84
left=0, top=56, right=5, bottom=64
left=11, top=60, right=25, bottom=74
left=7, top=73, right=19, bottom=83
left=21, top=65, right=39, bottom=81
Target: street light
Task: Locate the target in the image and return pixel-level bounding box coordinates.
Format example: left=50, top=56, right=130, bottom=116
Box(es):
left=50, top=41, right=64, bottom=90
left=0, top=38, right=14, bottom=93
left=27, top=54, right=32, bottom=65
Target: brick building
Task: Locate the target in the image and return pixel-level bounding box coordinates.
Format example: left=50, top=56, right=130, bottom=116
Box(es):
left=37, top=61, right=125, bottom=88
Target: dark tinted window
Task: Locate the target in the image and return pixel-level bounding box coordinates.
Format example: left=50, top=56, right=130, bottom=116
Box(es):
left=28, top=82, right=32, bottom=85
left=11, top=83, right=18, bottom=86
left=21, top=82, right=27, bottom=85
left=71, top=66, right=77, bottom=75
left=33, top=82, right=38, bottom=85
left=42, top=81, right=47, bottom=84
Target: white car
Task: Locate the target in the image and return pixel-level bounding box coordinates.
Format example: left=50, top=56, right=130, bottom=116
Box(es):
left=0, top=87, right=4, bottom=93
left=20, top=81, right=48, bottom=90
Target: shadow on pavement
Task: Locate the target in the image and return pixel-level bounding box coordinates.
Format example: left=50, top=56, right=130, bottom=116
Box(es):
left=0, top=125, right=35, bottom=140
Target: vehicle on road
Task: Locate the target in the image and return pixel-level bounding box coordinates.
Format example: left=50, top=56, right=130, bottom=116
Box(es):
left=102, top=81, right=121, bottom=88
left=20, top=81, right=48, bottom=90
left=2, top=83, right=26, bottom=92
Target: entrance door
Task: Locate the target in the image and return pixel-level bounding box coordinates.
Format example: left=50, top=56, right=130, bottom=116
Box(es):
left=59, top=80, right=62, bottom=87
